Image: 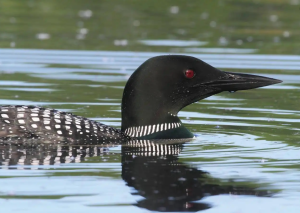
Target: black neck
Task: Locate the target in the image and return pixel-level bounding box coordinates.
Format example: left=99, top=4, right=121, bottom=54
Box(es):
left=121, top=98, right=194, bottom=139
left=121, top=70, right=179, bottom=130
left=120, top=64, right=193, bottom=139
left=139, top=125, right=194, bottom=139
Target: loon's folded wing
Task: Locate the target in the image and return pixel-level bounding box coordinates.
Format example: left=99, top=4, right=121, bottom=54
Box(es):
left=0, top=105, right=129, bottom=145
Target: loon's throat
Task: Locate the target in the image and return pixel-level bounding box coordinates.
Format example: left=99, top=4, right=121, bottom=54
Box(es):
left=124, top=122, right=182, bottom=138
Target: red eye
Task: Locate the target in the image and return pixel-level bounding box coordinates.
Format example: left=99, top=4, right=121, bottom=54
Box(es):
left=184, top=69, right=195, bottom=79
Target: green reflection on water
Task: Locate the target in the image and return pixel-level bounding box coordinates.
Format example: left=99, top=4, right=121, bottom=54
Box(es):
left=1, top=0, right=300, bottom=54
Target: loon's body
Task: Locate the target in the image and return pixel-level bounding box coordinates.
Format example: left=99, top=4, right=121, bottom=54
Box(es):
left=0, top=105, right=129, bottom=144
left=0, top=55, right=281, bottom=144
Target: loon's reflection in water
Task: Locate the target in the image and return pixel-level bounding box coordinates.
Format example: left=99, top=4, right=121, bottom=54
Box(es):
left=0, top=143, right=115, bottom=166
left=0, top=140, right=273, bottom=212
left=122, top=140, right=272, bottom=212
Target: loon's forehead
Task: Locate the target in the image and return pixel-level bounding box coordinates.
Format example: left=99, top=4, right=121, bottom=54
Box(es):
left=137, top=55, right=209, bottom=77
left=139, top=58, right=219, bottom=83
left=147, top=55, right=203, bottom=66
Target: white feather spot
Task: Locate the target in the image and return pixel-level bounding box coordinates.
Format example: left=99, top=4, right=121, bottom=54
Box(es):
left=55, top=124, right=61, bottom=128
left=32, top=117, right=40, bottom=122
left=31, top=124, right=37, bottom=128
left=54, top=119, right=61, bottom=123
left=147, top=125, right=151, bottom=135
left=1, top=114, right=9, bottom=118
left=16, top=113, right=24, bottom=118
left=140, top=126, right=143, bottom=136
left=18, top=120, right=25, bottom=124
left=156, top=124, right=159, bottom=132
left=45, top=126, right=51, bottom=130
left=65, top=115, right=72, bottom=119
left=134, top=127, right=137, bottom=137
left=152, top=125, right=156, bottom=134
left=160, top=124, right=164, bottom=131
left=57, top=130, right=62, bottom=134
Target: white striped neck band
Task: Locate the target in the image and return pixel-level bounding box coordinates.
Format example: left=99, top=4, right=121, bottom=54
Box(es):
left=124, top=122, right=181, bottom=138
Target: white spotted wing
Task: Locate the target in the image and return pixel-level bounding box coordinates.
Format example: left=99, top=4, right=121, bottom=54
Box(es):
left=0, top=105, right=129, bottom=144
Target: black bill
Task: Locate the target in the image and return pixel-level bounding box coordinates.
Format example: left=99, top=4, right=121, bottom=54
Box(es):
left=205, top=71, right=282, bottom=91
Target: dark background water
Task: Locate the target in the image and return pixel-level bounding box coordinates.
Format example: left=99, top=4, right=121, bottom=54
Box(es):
left=0, top=0, right=300, bottom=212
left=1, top=0, right=300, bottom=54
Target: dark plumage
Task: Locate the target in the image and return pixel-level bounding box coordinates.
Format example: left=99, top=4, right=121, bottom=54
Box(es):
left=0, top=55, right=281, bottom=143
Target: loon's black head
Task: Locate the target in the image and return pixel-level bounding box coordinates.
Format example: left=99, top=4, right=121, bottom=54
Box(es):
left=121, top=55, right=282, bottom=139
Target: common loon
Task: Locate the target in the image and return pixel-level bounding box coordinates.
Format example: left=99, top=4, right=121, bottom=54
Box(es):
left=0, top=55, right=281, bottom=143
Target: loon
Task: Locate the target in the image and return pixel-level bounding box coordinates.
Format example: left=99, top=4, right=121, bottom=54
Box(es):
left=0, top=55, right=281, bottom=144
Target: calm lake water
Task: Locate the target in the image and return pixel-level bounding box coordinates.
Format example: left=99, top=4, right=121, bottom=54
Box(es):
left=0, top=1, right=300, bottom=212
